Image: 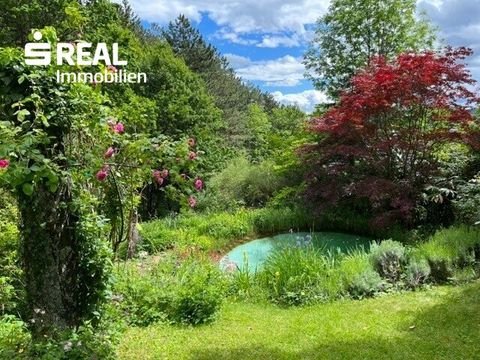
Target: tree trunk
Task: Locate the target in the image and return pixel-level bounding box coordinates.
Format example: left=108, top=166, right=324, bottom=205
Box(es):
left=18, top=182, right=81, bottom=336
left=126, top=210, right=139, bottom=259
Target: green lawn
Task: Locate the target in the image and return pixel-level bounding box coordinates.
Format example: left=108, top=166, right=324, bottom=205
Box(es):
left=119, top=281, right=480, bottom=359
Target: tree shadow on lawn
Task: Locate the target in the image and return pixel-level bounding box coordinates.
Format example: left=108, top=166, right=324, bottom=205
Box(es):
left=191, top=282, right=480, bottom=360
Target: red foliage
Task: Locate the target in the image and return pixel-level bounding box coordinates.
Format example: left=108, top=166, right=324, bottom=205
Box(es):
left=305, top=48, right=479, bottom=228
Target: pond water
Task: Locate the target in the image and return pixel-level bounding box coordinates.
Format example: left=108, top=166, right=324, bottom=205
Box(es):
left=220, top=232, right=372, bottom=272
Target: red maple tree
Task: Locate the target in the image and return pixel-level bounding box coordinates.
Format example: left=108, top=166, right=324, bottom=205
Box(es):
left=305, top=48, right=479, bottom=228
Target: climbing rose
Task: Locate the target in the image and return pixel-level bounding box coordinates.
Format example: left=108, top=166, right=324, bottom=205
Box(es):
left=152, top=170, right=164, bottom=185
left=96, top=166, right=109, bottom=181
left=188, top=195, right=197, bottom=208
left=113, top=122, right=124, bottom=134
left=188, top=151, right=197, bottom=160
left=104, top=147, right=115, bottom=159
left=194, top=178, right=203, bottom=191
left=155, top=176, right=164, bottom=186
left=187, top=138, right=195, bottom=147
left=107, top=65, right=117, bottom=73
left=161, top=169, right=169, bottom=178
left=0, top=159, right=9, bottom=169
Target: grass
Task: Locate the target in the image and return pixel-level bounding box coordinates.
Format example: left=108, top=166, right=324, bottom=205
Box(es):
left=118, top=281, right=480, bottom=359
left=136, top=207, right=316, bottom=253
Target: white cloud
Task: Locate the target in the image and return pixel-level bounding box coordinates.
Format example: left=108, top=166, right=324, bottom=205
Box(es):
left=418, top=0, right=480, bottom=82
left=272, top=90, right=330, bottom=113
left=257, top=34, right=301, bottom=48
left=120, top=0, right=480, bottom=84
left=122, top=0, right=328, bottom=39
left=214, top=29, right=258, bottom=46
left=120, top=0, right=327, bottom=48
left=224, top=54, right=252, bottom=69
left=224, top=54, right=305, bottom=87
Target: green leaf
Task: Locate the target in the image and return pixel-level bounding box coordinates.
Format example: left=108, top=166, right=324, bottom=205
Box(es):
left=22, top=183, right=34, bottom=196
left=15, top=109, right=30, bottom=122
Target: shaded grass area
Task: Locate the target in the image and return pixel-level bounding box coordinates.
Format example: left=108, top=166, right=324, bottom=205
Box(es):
left=119, top=281, right=480, bottom=359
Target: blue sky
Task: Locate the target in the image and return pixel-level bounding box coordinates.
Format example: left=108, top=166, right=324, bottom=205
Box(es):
left=124, top=0, right=480, bottom=113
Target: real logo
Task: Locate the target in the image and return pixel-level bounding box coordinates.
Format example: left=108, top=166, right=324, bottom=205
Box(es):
left=24, top=31, right=146, bottom=84
left=25, top=31, right=128, bottom=66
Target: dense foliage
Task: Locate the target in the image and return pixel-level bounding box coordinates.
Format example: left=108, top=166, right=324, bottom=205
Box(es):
left=305, top=0, right=435, bottom=98
left=305, top=48, right=479, bottom=230
left=0, top=0, right=479, bottom=358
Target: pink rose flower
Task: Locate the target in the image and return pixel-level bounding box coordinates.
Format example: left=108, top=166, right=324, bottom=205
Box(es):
left=194, top=178, right=203, bottom=191
left=161, top=169, right=169, bottom=178
left=152, top=170, right=164, bottom=185
left=187, top=138, right=195, bottom=147
left=96, top=166, right=109, bottom=181
left=113, top=122, right=124, bottom=134
left=188, top=151, right=197, bottom=160
left=107, top=65, right=117, bottom=73
left=0, top=159, right=9, bottom=169
left=104, top=147, right=115, bottom=159
left=188, top=195, right=197, bottom=208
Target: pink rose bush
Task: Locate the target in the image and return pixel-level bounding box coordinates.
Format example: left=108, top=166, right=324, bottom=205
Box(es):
left=194, top=178, right=203, bottom=191
left=104, top=147, right=115, bottom=159
left=96, top=166, right=109, bottom=182
left=0, top=159, right=9, bottom=169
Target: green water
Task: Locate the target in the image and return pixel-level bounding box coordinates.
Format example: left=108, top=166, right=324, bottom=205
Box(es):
left=220, top=232, right=372, bottom=272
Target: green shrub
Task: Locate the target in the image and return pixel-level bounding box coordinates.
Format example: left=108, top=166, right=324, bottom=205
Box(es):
left=114, top=257, right=225, bottom=326
left=428, top=226, right=480, bottom=267
left=261, top=247, right=341, bottom=306
left=337, top=251, right=385, bottom=299
left=417, top=226, right=480, bottom=283
left=0, top=315, right=30, bottom=359
left=203, top=156, right=284, bottom=210
left=453, top=177, right=480, bottom=224
left=113, top=261, right=171, bottom=326
left=189, top=211, right=253, bottom=243
left=0, top=190, right=23, bottom=315
left=405, top=257, right=431, bottom=289
left=451, top=267, right=477, bottom=284
left=417, top=241, right=454, bottom=283
left=138, top=221, right=178, bottom=253
left=252, top=207, right=315, bottom=234
left=370, top=240, right=406, bottom=283
left=28, top=317, right=121, bottom=360
left=168, top=259, right=225, bottom=325
left=348, top=270, right=385, bottom=299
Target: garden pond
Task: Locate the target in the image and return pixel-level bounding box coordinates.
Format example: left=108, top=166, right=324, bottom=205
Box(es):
left=220, top=232, right=372, bottom=272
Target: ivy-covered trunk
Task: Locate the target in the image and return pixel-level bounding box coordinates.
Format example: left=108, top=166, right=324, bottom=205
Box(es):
left=18, top=182, right=81, bottom=335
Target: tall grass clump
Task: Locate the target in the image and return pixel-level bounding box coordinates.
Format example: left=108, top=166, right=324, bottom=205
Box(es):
left=137, top=220, right=178, bottom=253
left=261, top=247, right=342, bottom=306
left=226, top=257, right=268, bottom=303
left=113, top=256, right=226, bottom=326
left=252, top=207, right=315, bottom=234
left=417, top=226, right=480, bottom=283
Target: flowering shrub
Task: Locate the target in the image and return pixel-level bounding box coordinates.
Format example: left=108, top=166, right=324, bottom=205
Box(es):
left=0, top=29, right=207, bottom=335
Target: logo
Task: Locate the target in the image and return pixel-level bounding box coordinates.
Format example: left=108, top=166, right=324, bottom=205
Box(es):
left=25, top=31, right=147, bottom=84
